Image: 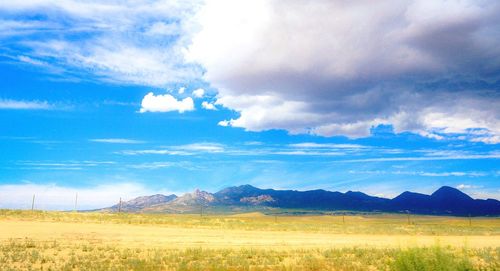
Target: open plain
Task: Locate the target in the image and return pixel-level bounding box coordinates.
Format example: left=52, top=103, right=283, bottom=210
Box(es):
left=0, top=210, right=498, bottom=270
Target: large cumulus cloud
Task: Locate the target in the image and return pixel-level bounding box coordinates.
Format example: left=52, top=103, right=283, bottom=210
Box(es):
left=187, top=0, right=500, bottom=143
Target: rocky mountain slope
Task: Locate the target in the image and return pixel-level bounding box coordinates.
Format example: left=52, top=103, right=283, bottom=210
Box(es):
left=99, top=194, right=177, bottom=212
left=100, top=185, right=500, bottom=216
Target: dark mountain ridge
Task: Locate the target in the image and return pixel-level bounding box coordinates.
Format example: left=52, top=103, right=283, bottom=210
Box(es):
left=100, top=185, right=500, bottom=216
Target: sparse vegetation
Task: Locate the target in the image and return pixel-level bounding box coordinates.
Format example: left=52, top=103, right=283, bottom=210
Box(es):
left=1, top=209, right=498, bottom=235
left=0, top=239, right=497, bottom=271
left=0, top=210, right=498, bottom=270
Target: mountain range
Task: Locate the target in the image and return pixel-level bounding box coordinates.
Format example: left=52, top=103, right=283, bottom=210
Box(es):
left=99, top=185, right=500, bottom=216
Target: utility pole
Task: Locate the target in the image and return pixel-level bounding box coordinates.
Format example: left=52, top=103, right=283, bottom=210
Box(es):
left=74, top=193, right=78, bottom=212
left=406, top=210, right=411, bottom=225
left=118, top=197, right=122, bottom=213
left=468, top=214, right=472, bottom=227
left=31, top=194, right=35, bottom=211
left=342, top=213, right=345, bottom=225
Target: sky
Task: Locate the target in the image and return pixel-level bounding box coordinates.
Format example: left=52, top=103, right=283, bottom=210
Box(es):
left=0, top=0, right=499, bottom=210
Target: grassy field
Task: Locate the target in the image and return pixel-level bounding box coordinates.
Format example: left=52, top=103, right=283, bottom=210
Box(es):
left=0, top=210, right=498, bottom=270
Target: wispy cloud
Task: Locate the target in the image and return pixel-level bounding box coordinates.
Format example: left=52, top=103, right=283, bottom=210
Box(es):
left=0, top=1, right=203, bottom=86
left=420, top=172, right=486, bottom=177
left=289, top=142, right=368, bottom=149
left=349, top=170, right=489, bottom=178
left=118, top=150, right=193, bottom=156
left=120, top=142, right=345, bottom=157
left=128, top=162, right=177, bottom=170
left=273, top=150, right=345, bottom=156
left=117, top=142, right=499, bottom=161
left=16, top=160, right=115, bottom=171
left=90, top=138, right=145, bottom=144
left=173, top=143, right=224, bottom=153
left=341, top=153, right=500, bottom=162
left=119, top=142, right=224, bottom=156
left=128, top=161, right=201, bottom=171
left=0, top=99, right=52, bottom=110
left=17, top=55, right=50, bottom=66
left=243, top=141, right=264, bottom=146
left=456, top=184, right=481, bottom=189
left=102, top=100, right=139, bottom=107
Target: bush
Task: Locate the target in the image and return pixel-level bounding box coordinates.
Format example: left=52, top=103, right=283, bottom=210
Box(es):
left=392, top=246, right=473, bottom=271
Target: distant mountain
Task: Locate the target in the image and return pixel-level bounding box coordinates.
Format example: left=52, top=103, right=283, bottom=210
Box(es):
left=100, top=194, right=177, bottom=212
left=173, top=189, right=217, bottom=206
left=390, top=186, right=498, bottom=216
left=99, top=185, right=500, bottom=216
left=214, top=185, right=390, bottom=211
left=143, top=189, right=216, bottom=213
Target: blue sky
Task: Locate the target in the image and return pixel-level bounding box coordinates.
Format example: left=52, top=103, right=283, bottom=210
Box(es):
left=0, top=1, right=499, bottom=210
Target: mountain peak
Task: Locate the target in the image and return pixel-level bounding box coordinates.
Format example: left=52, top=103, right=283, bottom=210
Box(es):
left=239, top=184, right=258, bottom=189
left=345, top=191, right=371, bottom=199
left=431, top=186, right=473, bottom=201
left=216, top=184, right=262, bottom=195
left=171, top=189, right=215, bottom=206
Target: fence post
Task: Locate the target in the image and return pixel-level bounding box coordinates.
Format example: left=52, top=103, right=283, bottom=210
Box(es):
left=31, top=194, right=35, bottom=211
left=118, top=197, right=122, bottom=213
left=74, top=193, right=78, bottom=212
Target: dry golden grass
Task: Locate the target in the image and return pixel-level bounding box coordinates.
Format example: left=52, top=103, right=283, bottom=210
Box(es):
left=0, top=210, right=498, bottom=270
left=0, top=219, right=498, bottom=249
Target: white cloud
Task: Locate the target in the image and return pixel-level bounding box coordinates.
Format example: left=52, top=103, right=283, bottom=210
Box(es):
left=0, top=99, right=52, bottom=110
left=468, top=190, right=500, bottom=200
left=349, top=170, right=488, bottom=178
left=341, top=153, right=500, bottom=162
left=187, top=0, right=500, bottom=143
left=119, top=149, right=192, bottom=156
left=16, top=160, right=116, bottom=171
left=178, top=87, right=185, bottom=94
left=129, top=162, right=175, bottom=170
left=244, top=141, right=263, bottom=146
left=145, top=21, right=180, bottom=36
left=456, top=184, right=480, bottom=189
left=218, top=120, right=230, bottom=127
left=128, top=161, right=198, bottom=170
left=139, top=92, right=194, bottom=113
left=173, top=143, right=224, bottom=153
left=17, top=55, right=48, bottom=66
left=273, top=150, right=344, bottom=156
left=119, top=142, right=349, bottom=157
left=420, top=172, right=482, bottom=177
left=0, top=182, right=175, bottom=210
left=0, top=1, right=203, bottom=86
left=215, top=94, right=320, bottom=134
left=90, top=138, right=144, bottom=144
left=4, top=1, right=499, bottom=143
left=119, top=143, right=224, bottom=156
left=201, top=101, right=216, bottom=110
left=192, top=88, right=205, bottom=98
left=289, top=142, right=367, bottom=149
